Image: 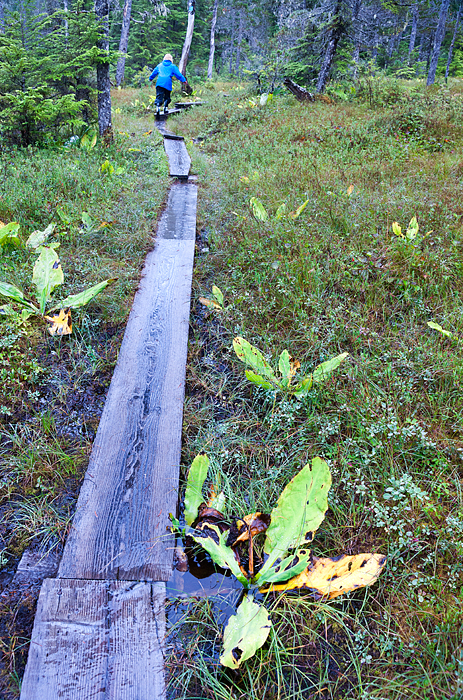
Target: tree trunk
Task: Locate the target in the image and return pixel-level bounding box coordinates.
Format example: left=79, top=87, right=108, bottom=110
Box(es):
left=408, top=3, right=419, bottom=64
left=95, top=0, right=112, bottom=138
left=63, top=0, right=68, bottom=39
left=0, top=0, right=5, bottom=32
left=445, top=1, right=462, bottom=79
left=207, top=0, right=219, bottom=79
left=229, top=8, right=236, bottom=74
left=179, top=1, right=195, bottom=76
left=351, top=0, right=362, bottom=79
left=235, top=7, right=244, bottom=75
left=115, top=0, right=132, bottom=86
left=427, top=0, right=452, bottom=85
left=316, top=0, right=343, bottom=93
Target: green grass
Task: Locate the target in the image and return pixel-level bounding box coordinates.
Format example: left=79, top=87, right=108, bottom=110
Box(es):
left=0, top=89, right=171, bottom=697
left=165, top=79, right=463, bottom=699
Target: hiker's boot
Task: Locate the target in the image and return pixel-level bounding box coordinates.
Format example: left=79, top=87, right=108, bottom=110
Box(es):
left=163, top=106, right=169, bottom=115
left=155, top=105, right=160, bottom=117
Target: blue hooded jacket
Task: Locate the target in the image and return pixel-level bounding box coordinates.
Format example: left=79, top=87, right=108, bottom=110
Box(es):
left=149, top=60, right=186, bottom=91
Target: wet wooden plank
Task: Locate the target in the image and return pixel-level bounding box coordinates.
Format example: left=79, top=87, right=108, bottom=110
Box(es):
left=13, top=547, right=61, bottom=585
left=20, top=578, right=166, bottom=700
left=174, top=101, right=205, bottom=109
left=164, top=139, right=191, bottom=179
left=156, top=184, right=197, bottom=241
left=58, top=233, right=196, bottom=581
left=155, top=108, right=182, bottom=120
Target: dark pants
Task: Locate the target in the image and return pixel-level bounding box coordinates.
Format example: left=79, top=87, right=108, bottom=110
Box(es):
left=155, top=86, right=171, bottom=108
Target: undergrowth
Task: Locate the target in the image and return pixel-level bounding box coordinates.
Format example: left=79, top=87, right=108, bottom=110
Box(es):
left=166, top=80, right=463, bottom=699
left=0, top=89, right=170, bottom=697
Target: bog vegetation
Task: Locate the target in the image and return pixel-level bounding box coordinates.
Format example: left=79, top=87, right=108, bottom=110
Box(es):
left=1, top=0, right=463, bottom=698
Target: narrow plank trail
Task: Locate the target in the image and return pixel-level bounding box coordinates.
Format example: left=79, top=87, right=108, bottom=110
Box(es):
left=19, top=114, right=196, bottom=700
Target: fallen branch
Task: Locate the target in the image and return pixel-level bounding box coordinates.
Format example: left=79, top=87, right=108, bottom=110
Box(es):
left=283, top=78, right=315, bottom=102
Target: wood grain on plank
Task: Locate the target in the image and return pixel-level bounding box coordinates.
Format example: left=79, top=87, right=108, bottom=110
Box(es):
left=164, top=139, right=191, bottom=179
left=59, top=234, right=196, bottom=581
left=157, top=184, right=197, bottom=240
left=20, top=578, right=166, bottom=700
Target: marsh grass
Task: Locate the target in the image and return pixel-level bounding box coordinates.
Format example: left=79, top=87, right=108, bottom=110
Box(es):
left=0, top=88, right=171, bottom=697
left=167, top=79, right=463, bottom=698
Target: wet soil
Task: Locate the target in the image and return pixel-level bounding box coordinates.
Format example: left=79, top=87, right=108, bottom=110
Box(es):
left=0, top=322, right=123, bottom=698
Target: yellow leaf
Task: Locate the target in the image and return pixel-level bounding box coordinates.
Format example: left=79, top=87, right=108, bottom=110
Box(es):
left=199, top=296, right=222, bottom=310
left=45, top=308, right=72, bottom=336
left=261, top=552, right=386, bottom=599
left=143, top=130, right=152, bottom=136
left=347, top=185, right=354, bottom=195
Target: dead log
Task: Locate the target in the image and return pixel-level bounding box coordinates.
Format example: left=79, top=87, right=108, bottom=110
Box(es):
left=283, top=78, right=315, bottom=102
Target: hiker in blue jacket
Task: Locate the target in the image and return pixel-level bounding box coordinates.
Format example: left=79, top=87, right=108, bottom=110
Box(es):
left=149, top=54, right=189, bottom=115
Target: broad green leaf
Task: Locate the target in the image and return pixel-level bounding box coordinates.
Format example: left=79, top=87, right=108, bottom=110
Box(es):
left=293, top=375, right=313, bottom=398
left=0, top=281, right=37, bottom=310
left=290, top=198, right=310, bottom=219
left=258, top=549, right=312, bottom=585
left=427, top=321, right=454, bottom=338
left=245, top=370, right=275, bottom=391
left=278, top=349, right=291, bottom=387
left=212, top=285, right=224, bottom=308
left=0, top=222, right=20, bottom=247
left=233, top=337, right=277, bottom=383
left=50, top=279, right=115, bottom=311
left=406, top=216, right=419, bottom=240
left=0, top=304, right=14, bottom=315
left=209, top=491, right=226, bottom=513
left=184, top=453, right=210, bottom=526
left=220, top=596, right=271, bottom=669
left=81, top=212, right=93, bottom=230
left=20, top=309, right=34, bottom=322
left=257, top=458, right=331, bottom=580
left=189, top=523, right=248, bottom=585
left=392, top=221, right=403, bottom=238
left=275, top=203, right=286, bottom=220
left=26, top=223, right=55, bottom=249
left=250, top=197, right=268, bottom=222
left=312, top=352, right=348, bottom=384
left=261, top=552, right=386, bottom=599
left=32, top=246, right=64, bottom=314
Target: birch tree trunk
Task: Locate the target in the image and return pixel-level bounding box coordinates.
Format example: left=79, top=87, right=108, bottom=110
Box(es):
left=427, top=0, right=452, bottom=85
left=351, top=0, right=362, bottom=80
left=235, top=7, right=244, bottom=75
left=63, top=0, right=68, bottom=39
left=229, top=8, right=236, bottom=74
left=95, top=0, right=112, bottom=138
left=445, top=1, right=462, bottom=79
left=207, top=0, right=219, bottom=79
left=408, top=3, right=419, bottom=64
left=115, top=0, right=132, bottom=86
left=179, top=1, right=195, bottom=76
left=316, top=0, right=343, bottom=93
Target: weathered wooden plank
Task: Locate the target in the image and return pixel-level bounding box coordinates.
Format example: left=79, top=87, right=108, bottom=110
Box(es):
left=156, top=183, right=197, bottom=241
left=164, top=139, right=191, bottom=179
left=20, top=578, right=166, bottom=700
left=13, top=547, right=61, bottom=585
left=174, top=101, right=205, bottom=109
left=58, top=233, right=196, bottom=581
left=155, top=108, right=183, bottom=120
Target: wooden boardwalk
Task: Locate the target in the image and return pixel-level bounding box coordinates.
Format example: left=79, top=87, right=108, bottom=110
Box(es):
left=20, top=124, right=196, bottom=700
